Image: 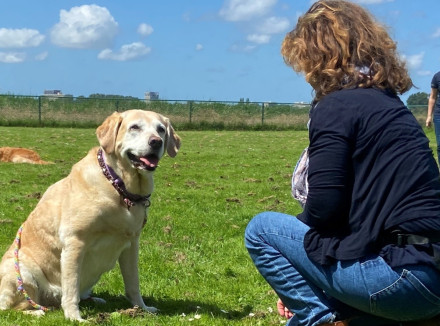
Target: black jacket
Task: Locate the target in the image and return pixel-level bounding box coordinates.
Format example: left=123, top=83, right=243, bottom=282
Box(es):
left=297, top=88, right=440, bottom=266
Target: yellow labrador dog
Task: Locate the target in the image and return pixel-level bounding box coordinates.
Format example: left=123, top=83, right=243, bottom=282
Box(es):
left=0, top=110, right=180, bottom=321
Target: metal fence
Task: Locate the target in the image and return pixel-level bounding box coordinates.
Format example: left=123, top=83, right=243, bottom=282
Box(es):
left=0, top=94, right=312, bottom=130
left=0, top=94, right=428, bottom=130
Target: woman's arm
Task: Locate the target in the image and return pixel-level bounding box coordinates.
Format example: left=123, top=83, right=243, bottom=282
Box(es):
left=426, top=87, right=438, bottom=128
left=298, top=97, right=353, bottom=230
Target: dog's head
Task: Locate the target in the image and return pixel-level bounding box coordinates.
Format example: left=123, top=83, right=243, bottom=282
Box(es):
left=96, top=110, right=181, bottom=172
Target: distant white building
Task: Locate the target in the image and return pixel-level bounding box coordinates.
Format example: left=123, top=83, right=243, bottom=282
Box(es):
left=145, top=91, right=159, bottom=101
left=42, top=90, right=64, bottom=99
left=43, top=89, right=62, bottom=95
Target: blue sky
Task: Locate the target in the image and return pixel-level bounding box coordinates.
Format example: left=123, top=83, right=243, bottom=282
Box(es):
left=0, top=0, right=439, bottom=104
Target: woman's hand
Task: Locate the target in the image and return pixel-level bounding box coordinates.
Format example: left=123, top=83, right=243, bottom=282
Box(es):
left=277, top=298, right=294, bottom=319
left=426, top=115, right=432, bottom=128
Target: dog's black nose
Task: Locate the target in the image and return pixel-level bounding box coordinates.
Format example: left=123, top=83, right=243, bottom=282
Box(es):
left=149, top=136, right=163, bottom=149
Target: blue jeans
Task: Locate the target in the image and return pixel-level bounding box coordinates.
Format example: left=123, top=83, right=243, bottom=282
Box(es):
left=245, top=212, right=440, bottom=326
left=433, top=113, right=440, bottom=162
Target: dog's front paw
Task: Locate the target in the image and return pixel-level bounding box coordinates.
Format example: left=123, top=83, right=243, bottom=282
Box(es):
left=125, top=293, right=158, bottom=314
left=146, top=306, right=158, bottom=313
left=140, top=304, right=158, bottom=314
left=64, top=308, right=87, bottom=322
left=67, top=315, right=88, bottom=323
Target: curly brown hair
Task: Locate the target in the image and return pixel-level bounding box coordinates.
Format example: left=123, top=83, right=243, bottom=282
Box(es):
left=281, top=0, right=413, bottom=101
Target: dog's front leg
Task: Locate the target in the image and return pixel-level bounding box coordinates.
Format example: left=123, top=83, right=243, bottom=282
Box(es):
left=119, top=237, right=157, bottom=313
left=60, top=238, right=86, bottom=322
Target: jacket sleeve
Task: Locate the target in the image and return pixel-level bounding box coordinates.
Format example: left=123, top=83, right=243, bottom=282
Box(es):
left=297, top=98, right=354, bottom=231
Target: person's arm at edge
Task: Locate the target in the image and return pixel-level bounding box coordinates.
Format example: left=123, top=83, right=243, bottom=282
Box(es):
left=426, top=88, right=438, bottom=128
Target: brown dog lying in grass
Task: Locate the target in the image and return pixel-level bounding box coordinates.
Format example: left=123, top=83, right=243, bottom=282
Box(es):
left=0, top=147, right=52, bottom=164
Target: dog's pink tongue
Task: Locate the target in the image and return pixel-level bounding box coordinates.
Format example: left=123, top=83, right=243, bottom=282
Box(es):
left=140, top=156, right=158, bottom=168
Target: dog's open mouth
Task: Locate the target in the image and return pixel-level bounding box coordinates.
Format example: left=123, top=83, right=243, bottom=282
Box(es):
left=127, top=152, right=159, bottom=171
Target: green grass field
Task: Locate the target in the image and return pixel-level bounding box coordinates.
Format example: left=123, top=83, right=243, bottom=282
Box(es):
left=0, top=125, right=437, bottom=325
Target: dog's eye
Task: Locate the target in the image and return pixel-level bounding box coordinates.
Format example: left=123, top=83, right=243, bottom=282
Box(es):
left=157, top=125, right=166, bottom=134
left=129, top=124, right=141, bottom=131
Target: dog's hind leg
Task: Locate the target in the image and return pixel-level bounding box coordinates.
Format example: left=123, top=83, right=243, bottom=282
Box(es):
left=0, top=255, right=21, bottom=310
left=0, top=257, right=46, bottom=313
left=0, top=261, right=36, bottom=311
left=0, top=273, right=20, bottom=310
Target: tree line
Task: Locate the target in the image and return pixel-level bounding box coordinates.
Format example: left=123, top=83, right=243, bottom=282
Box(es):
left=407, top=92, right=429, bottom=106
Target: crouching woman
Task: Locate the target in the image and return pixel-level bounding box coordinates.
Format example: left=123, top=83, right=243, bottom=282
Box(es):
left=245, top=1, right=440, bottom=325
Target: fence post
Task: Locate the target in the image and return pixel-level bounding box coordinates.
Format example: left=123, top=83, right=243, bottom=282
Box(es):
left=261, top=102, right=265, bottom=125
left=189, top=101, right=193, bottom=124
left=38, top=96, right=42, bottom=125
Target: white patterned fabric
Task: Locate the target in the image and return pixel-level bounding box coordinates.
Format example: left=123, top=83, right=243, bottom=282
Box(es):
left=291, top=147, right=309, bottom=207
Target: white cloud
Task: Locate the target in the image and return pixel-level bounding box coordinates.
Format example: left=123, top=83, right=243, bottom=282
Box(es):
left=0, top=52, right=26, bottom=63
left=137, top=23, right=153, bottom=37
left=402, top=52, right=424, bottom=70
left=51, top=5, right=118, bottom=49
left=417, top=70, right=432, bottom=76
left=219, top=0, right=289, bottom=49
left=247, top=34, right=270, bottom=44
left=433, top=28, right=440, bottom=38
left=35, top=51, right=48, bottom=61
left=98, top=42, right=151, bottom=61
left=0, top=28, right=45, bottom=48
left=219, top=0, right=277, bottom=22
left=247, top=16, right=290, bottom=44
left=195, top=44, right=203, bottom=51
left=230, top=43, right=256, bottom=52
left=257, top=16, right=290, bottom=34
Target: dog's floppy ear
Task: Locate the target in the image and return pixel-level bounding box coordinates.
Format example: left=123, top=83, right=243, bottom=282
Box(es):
left=96, top=112, right=123, bottom=154
left=163, top=117, right=181, bottom=158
